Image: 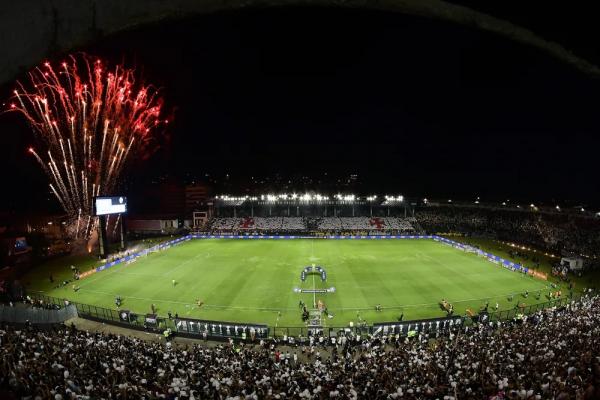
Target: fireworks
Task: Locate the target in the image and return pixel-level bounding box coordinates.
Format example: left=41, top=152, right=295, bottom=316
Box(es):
left=8, top=54, right=166, bottom=238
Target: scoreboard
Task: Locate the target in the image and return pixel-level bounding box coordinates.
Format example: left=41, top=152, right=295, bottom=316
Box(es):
left=94, top=196, right=127, bottom=216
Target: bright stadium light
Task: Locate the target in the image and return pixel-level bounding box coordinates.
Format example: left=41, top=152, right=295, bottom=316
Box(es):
left=335, top=194, right=355, bottom=202
left=382, top=195, right=403, bottom=205
left=384, top=195, right=403, bottom=202
left=556, top=205, right=560, bottom=210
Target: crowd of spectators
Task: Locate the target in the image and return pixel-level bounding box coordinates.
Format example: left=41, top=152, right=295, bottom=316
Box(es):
left=208, top=217, right=416, bottom=235
left=415, top=206, right=600, bottom=259
left=281, top=217, right=306, bottom=231
left=313, top=217, right=415, bottom=235
left=1, top=294, right=599, bottom=399
left=209, top=217, right=306, bottom=233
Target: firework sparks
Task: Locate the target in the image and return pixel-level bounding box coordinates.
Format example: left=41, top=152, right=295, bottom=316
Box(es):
left=8, top=54, right=166, bottom=238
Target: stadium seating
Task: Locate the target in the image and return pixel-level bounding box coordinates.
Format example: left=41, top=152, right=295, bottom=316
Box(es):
left=1, top=294, right=598, bottom=398
left=209, top=217, right=238, bottom=231
left=209, top=217, right=305, bottom=232
left=313, top=217, right=343, bottom=231
left=280, top=217, right=305, bottom=231
left=384, top=217, right=416, bottom=233
left=208, top=217, right=417, bottom=234
left=416, top=205, right=600, bottom=258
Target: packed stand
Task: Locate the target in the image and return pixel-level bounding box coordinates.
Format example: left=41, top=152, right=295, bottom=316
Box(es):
left=208, top=217, right=416, bottom=235
left=209, top=217, right=306, bottom=235
left=314, top=217, right=415, bottom=235
left=384, top=217, right=417, bottom=233
left=416, top=205, right=600, bottom=259
left=1, top=295, right=599, bottom=399
left=280, top=217, right=306, bottom=231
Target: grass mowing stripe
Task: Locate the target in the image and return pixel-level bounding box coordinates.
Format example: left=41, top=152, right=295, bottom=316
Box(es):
left=28, top=239, right=554, bottom=326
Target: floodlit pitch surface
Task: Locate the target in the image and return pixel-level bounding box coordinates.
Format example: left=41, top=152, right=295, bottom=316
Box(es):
left=31, top=239, right=548, bottom=327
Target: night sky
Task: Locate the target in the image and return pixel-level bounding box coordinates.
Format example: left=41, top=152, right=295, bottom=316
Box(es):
left=1, top=5, right=600, bottom=213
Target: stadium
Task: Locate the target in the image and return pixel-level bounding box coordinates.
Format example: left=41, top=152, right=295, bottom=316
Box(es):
left=1, top=2, right=600, bottom=400
left=21, top=198, right=581, bottom=331
left=4, top=196, right=600, bottom=398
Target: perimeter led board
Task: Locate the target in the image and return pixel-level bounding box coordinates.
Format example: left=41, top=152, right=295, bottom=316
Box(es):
left=95, top=196, right=127, bottom=216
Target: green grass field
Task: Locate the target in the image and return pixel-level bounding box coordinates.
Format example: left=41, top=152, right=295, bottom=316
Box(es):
left=25, top=238, right=552, bottom=327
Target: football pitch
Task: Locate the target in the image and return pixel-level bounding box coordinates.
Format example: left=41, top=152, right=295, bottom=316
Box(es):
left=29, top=238, right=549, bottom=326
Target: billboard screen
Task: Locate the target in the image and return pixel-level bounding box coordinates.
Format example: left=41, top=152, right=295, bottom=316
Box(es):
left=95, top=196, right=127, bottom=216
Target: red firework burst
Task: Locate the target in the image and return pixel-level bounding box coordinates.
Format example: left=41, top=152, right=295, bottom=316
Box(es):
left=8, top=54, right=167, bottom=235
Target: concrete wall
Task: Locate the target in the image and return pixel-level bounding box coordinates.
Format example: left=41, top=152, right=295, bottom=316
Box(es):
left=1, top=0, right=598, bottom=87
